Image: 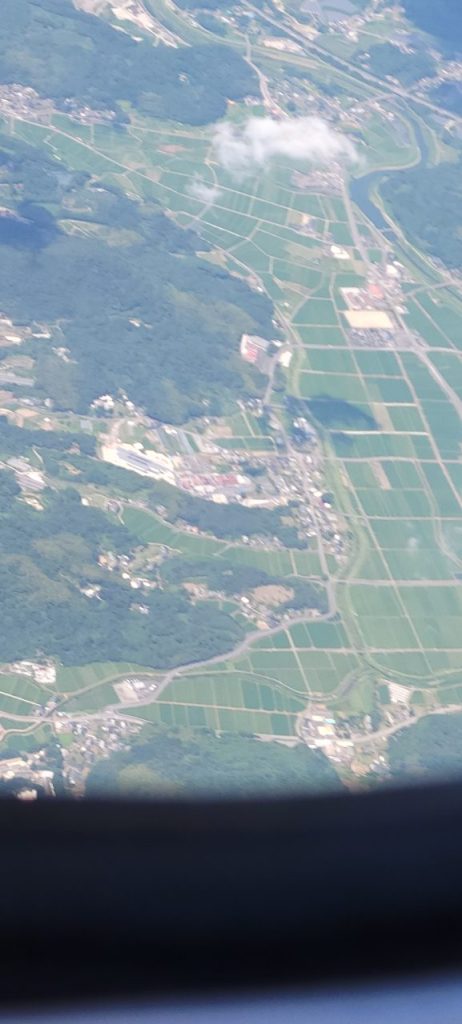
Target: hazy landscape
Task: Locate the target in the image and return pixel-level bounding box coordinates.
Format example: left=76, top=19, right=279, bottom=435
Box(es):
left=0, top=0, right=462, bottom=798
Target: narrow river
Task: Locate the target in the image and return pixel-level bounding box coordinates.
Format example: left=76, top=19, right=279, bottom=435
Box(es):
left=349, top=110, right=431, bottom=234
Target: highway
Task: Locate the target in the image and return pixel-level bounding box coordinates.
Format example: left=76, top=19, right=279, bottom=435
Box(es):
left=246, top=4, right=462, bottom=128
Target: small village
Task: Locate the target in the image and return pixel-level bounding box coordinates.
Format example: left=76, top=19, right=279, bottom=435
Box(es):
left=0, top=669, right=434, bottom=794
left=0, top=83, right=116, bottom=128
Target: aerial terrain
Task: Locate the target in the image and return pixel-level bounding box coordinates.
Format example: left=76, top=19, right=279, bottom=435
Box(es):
left=1, top=0, right=462, bottom=797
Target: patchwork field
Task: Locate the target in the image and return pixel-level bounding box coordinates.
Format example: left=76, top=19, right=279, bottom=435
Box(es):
left=6, top=85, right=462, bottom=742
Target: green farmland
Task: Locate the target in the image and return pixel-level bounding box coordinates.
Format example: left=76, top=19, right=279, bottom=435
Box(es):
left=3, top=2, right=462, bottom=768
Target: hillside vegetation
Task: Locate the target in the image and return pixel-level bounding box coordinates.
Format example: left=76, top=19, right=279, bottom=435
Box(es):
left=389, top=713, right=462, bottom=780
left=1, top=0, right=258, bottom=125
left=402, top=0, right=462, bottom=54
left=365, top=43, right=434, bottom=86
left=0, top=134, right=273, bottom=422
left=0, top=472, right=243, bottom=667
left=87, top=726, right=342, bottom=797
left=381, top=159, right=462, bottom=270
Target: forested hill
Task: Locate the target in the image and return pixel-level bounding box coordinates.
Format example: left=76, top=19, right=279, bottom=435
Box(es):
left=402, top=0, right=462, bottom=53
left=389, top=713, right=462, bottom=781
left=0, top=472, right=244, bottom=668
left=0, top=0, right=258, bottom=125
left=381, top=158, right=462, bottom=270
left=87, top=727, right=342, bottom=798
left=0, top=133, right=273, bottom=422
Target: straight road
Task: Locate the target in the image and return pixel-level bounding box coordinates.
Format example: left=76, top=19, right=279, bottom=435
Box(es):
left=246, top=4, right=462, bottom=127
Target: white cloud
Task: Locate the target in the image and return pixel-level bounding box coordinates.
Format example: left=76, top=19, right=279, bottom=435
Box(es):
left=187, top=178, right=222, bottom=205
left=73, top=0, right=107, bottom=13
left=212, top=116, right=357, bottom=178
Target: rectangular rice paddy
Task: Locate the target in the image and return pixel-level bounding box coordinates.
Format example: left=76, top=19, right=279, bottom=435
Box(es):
left=354, top=350, right=402, bottom=376
left=302, top=349, right=357, bottom=374
left=364, top=377, right=414, bottom=404
left=421, top=463, right=461, bottom=516
left=298, top=372, right=369, bottom=403
left=418, top=292, right=462, bottom=346
left=421, top=402, right=462, bottom=460
left=333, top=433, right=418, bottom=458
left=293, top=298, right=340, bottom=326
left=387, top=406, right=427, bottom=432
left=430, top=353, right=462, bottom=395
left=401, top=354, right=448, bottom=401
left=297, top=326, right=347, bottom=345
left=356, top=488, right=432, bottom=518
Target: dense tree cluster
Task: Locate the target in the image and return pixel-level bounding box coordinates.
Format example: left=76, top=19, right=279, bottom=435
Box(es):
left=389, top=713, right=462, bottom=780
left=161, top=555, right=327, bottom=611
left=163, top=488, right=306, bottom=547
left=402, top=0, right=462, bottom=54
left=43, top=454, right=306, bottom=548
left=364, top=43, right=435, bottom=86
left=86, top=725, right=342, bottom=797
left=0, top=133, right=89, bottom=211
left=162, top=556, right=278, bottom=593
left=42, top=452, right=152, bottom=493
left=1, top=0, right=259, bottom=126
left=431, top=81, right=462, bottom=115
left=0, top=417, right=96, bottom=457
left=0, top=140, right=273, bottom=422
left=0, top=473, right=243, bottom=668
left=381, top=159, right=462, bottom=269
